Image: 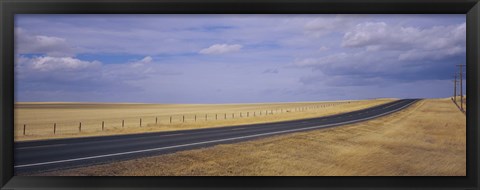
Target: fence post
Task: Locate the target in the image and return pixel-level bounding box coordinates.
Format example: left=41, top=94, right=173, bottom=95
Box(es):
left=254, top=112, right=256, bottom=117
left=247, top=112, right=249, bottom=117
left=79, top=122, right=82, bottom=132
left=170, top=116, right=172, bottom=124
left=240, top=112, right=242, bottom=117
left=23, top=124, right=26, bottom=136
left=195, top=115, right=197, bottom=122
left=216, top=114, right=218, bottom=120
left=183, top=115, right=185, bottom=123
left=54, top=123, right=57, bottom=134
left=205, top=114, right=207, bottom=121
left=140, top=118, right=142, bottom=127
left=156, top=117, right=158, bottom=124
left=102, top=121, right=104, bottom=131
left=224, top=113, right=226, bottom=119
left=232, top=113, right=235, bottom=118
left=122, top=120, right=124, bottom=128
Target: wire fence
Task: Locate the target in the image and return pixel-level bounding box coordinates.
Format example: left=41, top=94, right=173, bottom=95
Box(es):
left=15, top=101, right=353, bottom=136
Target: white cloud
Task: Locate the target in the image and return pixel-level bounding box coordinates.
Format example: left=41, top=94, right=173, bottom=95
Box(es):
left=199, top=44, right=242, bottom=55
left=15, top=28, right=75, bottom=57
left=15, top=56, right=104, bottom=86
left=342, top=22, right=466, bottom=61
left=318, top=46, right=330, bottom=51
left=304, top=15, right=359, bottom=37
left=294, top=53, right=349, bottom=67
left=140, top=56, right=153, bottom=63
left=131, top=56, right=153, bottom=67
left=342, top=22, right=389, bottom=48
left=22, top=56, right=101, bottom=72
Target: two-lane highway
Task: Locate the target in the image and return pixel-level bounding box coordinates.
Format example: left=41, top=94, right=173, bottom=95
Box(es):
left=14, top=99, right=419, bottom=174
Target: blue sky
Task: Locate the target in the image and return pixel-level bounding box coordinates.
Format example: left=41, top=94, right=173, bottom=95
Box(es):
left=14, top=14, right=466, bottom=103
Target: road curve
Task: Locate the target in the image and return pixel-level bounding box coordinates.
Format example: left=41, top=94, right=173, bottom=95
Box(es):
left=14, top=99, right=419, bottom=174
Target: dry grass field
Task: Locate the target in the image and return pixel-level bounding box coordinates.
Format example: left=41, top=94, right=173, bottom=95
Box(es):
left=15, top=99, right=393, bottom=141
left=38, top=98, right=466, bottom=176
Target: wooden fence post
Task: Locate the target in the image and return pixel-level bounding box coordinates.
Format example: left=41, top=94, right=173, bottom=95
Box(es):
left=205, top=114, right=207, bottom=121
left=247, top=112, right=249, bottom=117
left=224, top=113, right=226, bottom=119
left=216, top=114, right=218, bottom=120
left=140, top=118, right=142, bottom=127
left=156, top=117, right=158, bottom=124
left=79, top=122, right=82, bottom=132
left=102, top=121, right=104, bottom=131
left=195, top=115, right=197, bottom=122
left=54, top=123, right=57, bottom=134
left=23, top=124, right=26, bottom=136
left=122, top=120, right=124, bottom=128
left=183, top=115, right=185, bottom=123
left=232, top=113, right=235, bottom=118
left=170, top=116, right=172, bottom=124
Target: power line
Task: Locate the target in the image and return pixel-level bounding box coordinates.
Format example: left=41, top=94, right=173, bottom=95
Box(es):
left=453, top=72, right=457, bottom=103
left=456, top=64, right=465, bottom=111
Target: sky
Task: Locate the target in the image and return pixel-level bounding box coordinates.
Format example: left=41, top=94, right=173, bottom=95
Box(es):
left=14, top=14, right=466, bottom=104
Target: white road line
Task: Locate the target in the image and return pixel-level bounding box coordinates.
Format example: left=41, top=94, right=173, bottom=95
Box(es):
left=16, top=144, right=67, bottom=150
left=14, top=100, right=417, bottom=169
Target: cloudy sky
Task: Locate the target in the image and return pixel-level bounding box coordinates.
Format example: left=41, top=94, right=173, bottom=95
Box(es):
left=15, top=14, right=465, bottom=103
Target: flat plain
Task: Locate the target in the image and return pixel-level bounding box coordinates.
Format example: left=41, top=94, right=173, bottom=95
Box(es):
left=15, top=99, right=394, bottom=141
left=37, top=98, right=466, bottom=176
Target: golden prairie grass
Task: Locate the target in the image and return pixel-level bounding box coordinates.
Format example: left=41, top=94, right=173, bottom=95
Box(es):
left=15, top=99, right=393, bottom=141
left=37, top=98, right=465, bottom=176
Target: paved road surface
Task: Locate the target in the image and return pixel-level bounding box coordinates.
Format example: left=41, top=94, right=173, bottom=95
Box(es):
left=14, top=99, right=419, bottom=174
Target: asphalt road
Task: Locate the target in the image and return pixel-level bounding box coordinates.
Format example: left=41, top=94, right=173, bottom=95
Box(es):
left=14, top=99, right=419, bottom=174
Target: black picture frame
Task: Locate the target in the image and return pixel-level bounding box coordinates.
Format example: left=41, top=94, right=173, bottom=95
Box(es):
left=1, top=0, right=478, bottom=189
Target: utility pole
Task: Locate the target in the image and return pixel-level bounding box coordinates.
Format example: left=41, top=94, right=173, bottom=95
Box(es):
left=453, top=72, right=457, bottom=102
left=456, top=64, right=465, bottom=111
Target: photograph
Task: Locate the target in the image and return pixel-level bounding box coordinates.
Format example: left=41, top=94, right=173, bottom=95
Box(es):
left=13, top=14, right=466, bottom=176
